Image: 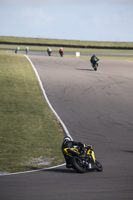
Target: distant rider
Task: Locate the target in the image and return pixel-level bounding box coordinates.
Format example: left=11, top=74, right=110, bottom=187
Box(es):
left=61, top=136, right=91, bottom=168
left=47, top=47, right=52, bottom=56
left=26, top=47, right=29, bottom=55
left=90, top=54, right=99, bottom=65
left=59, top=47, right=64, bottom=56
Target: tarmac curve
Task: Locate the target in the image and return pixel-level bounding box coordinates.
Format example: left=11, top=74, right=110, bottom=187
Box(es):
left=0, top=54, right=133, bottom=200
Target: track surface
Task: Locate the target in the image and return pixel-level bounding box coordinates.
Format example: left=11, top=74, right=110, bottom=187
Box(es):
left=0, top=55, right=133, bottom=200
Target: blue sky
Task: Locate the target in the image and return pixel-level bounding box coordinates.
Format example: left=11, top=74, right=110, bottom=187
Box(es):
left=0, top=0, right=133, bottom=42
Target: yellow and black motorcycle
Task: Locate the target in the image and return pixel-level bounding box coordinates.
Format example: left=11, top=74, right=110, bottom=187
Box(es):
left=63, top=145, right=103, bottom=173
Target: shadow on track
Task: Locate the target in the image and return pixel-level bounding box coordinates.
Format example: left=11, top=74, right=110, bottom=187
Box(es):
left=76, top=68, right=94, bottom=71
left=44, top=168, right=97, bottom=174
left=122, top=150, right=133, bottom=153
left=44, top=168, right=76, bottom=174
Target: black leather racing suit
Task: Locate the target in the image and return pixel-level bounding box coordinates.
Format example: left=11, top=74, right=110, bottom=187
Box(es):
left=61, top=140, right=84, bottom=165
left=90, top=55, right=99, bottom=64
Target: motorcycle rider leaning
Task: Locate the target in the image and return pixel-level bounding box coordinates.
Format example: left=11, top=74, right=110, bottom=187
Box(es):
left=59, top=47, right=64, bottom=54
left=47, top=47, right=52, bottom=53
left=90, top=54, right=99, bottom=65
left=61, top=136, right=91, bottom=168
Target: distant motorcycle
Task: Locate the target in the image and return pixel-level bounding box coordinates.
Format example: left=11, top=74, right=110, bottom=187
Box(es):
left=63, top=145, right=103, bottom=173
left=48, top=50, right=52, bottom=56
left=59, top=48, right=64, bottom=57
left=47, top=47, right=52, bottom=56
left=26, top=47, right=29, bottom=55
left=91, top=59, right=99, bottom=71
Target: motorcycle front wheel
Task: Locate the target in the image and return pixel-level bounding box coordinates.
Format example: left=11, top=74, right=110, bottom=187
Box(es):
left=94, top=63, right=98, bottom=71
left=95, top=160, right=103, bottom=172
left=71, top=156, right=86, bottom=173
left=60, top=52, right=63, bottom=57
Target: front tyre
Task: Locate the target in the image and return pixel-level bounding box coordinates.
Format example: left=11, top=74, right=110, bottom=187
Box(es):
left=71, top=157, right=86, bottom=173
left=60, top=52, right=63, bottom=57
left=94, top=63, right=98, bottom=71
left=95, top=160, right=103, bottom=172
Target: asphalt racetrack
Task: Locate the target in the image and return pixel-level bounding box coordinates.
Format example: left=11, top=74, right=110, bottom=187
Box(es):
left=0, top=54, right=133, bottom=200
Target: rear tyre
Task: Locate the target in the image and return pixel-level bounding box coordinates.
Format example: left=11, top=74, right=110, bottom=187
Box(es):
left=71, top=156, right=86, bottom=173
left=95, top=160, right=103, bottom=172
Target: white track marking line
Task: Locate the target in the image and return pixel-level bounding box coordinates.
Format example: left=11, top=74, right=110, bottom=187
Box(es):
left=25, top=55, right=72, bottom=139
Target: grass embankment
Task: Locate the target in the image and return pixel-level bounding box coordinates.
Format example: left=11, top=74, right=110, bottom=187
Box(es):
left=0, top=51, right=65, bottom=173
left=0, top=36, right=133, bottom=56
left=0, top=36, right=133, bottom=47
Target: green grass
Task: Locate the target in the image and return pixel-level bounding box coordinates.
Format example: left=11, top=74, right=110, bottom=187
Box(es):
left=0, top=35, right=133, bottom=47
left=0, top=51, right=65, bottom=173
left=0, top=36, right=133, bottom=54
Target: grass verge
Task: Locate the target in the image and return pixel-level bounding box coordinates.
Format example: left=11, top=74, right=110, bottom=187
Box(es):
left=0, top=36, right=133, bottom=47
left=0, top=51, right=65, bottom=173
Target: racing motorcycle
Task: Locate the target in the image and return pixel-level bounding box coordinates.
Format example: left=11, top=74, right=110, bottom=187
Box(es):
left=63, top=145, right=103, bottom=173
left=91, top=59, right=99, bottom=71
left=47, top=50, right=52, bottom=56
left=60, top=51, right=63, bottom=57
left=47, top=47, right=52, bottom=56
left=59, top=49, right=64, bottom=57
left=48, top=51, right=51, bottom=56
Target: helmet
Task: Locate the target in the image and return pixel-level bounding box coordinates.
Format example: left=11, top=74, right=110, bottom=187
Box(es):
left=63, top=136, right=71, bottom=142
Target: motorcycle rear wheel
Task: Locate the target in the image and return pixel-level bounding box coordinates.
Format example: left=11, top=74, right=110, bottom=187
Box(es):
left=71, top=156, right=86, bottom=173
